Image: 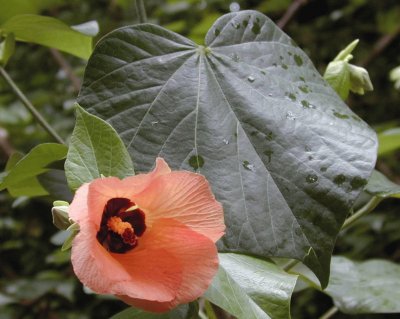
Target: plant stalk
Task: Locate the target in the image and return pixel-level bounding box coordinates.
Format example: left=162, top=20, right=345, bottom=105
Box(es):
left=0, top=66, right=65, bottom=144
left=319, top=306, right=338, bottom=319
left=135, top=0, right=147, bottom=23
left=342, top=196, right=382, bottom=229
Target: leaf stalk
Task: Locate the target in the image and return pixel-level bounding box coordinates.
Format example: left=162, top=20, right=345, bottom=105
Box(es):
left=135, top=0, right=147, bottom=23
left=0, top=66, right=65, bottom=144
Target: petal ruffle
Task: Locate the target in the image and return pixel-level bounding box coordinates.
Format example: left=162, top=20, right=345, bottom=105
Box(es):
left=119, top=218, right=219, bottom=312
left=69, top=158, right=171, bottom=226
left=134, top=172, right=225, bottom=242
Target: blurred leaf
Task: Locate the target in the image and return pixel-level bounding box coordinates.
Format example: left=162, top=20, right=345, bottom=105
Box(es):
left=1, top=14, right=93, bottom=59
left=5, top=151, right=23, bottom=171
left=38, top=169, right=73, bottom=201
left=110, top=303, right=197, bottom=319
left=78, top=10, right=377, bottom=287
left=0, top=143, right=68, bottom=197
left=51, top=204, right=71, bottom=230
left=204, top=254, right=298, bottom=319
left=364, top=170, right=400, bottom=199
left=189, top=13, right=220, bottom=44
left=377, top=127, right=400, bottom=155
left=0, top=32, right=15, bottom=66
left=325, top=256, right=400, bottom=314
left=61, top=222, right=79, bottom=251
left=65, top=104, right=134, bottom=190
left=71, top=20, right=99, bottom=37
left=324, top=39, right=373, bottom=99
left=390, top=65, right=400, bottom=90
left=377, top=8, right=400, bottom=34
left=0, top=0, right=67, bottom=24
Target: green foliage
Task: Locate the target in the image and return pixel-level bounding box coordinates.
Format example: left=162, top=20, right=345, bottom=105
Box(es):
left=0, top=143, right=67, bottom=197
left=0, top=14, right=94, bottom=59
left=64, top=104, right=134, bottom=190
left=0, top=33, right=15, bottom=66
left=325, top=256, right=400, bottom=314
left=77, top=10, right=377, bottom=287
left=364, top=170, right=400, bottom=199
left=204, top=254, right=297, bottom=319
left=377, top=128, right=400, bottom=156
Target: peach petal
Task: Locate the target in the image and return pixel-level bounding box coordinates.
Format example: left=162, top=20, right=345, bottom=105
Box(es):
left=71, top=220, right=181, bottom=303
left=119, top=218, right=219, bottom=312
left=134, top=172, right=225, bottom=242
left=69, top=158, right=171, bottom=226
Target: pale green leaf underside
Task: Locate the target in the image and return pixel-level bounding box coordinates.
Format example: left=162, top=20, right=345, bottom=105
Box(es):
left=364, top=170, right=400, bottom=199
left=326, top=256, right=400, bottom=314
left=204, top=254, right=297, bottom=319
left=378, top=128, right=400, bottom=156
left=65, top=104, right=134, bottom=190
left=78, top=10, right=377, bottom=286
left=1, top=14, right=93, bottom=59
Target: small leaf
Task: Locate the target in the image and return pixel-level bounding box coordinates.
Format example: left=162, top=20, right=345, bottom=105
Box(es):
left=378, top=127, right=400, bottom=156
left=390, top=65, right=400, bottom=90
left=64, top=104, right=134, bottom=190
left=324, top=39, right=372, bottom=99
left=61, top=223, right=79, bottom=251
left=51, top=205, right=71, bottom=230
left=325, top=256, right=400, bottom=314
left=0, top=32, right=15, bottom=66
left=0, top=143, right=68, bottom=197
left=204, top=254, right=297, bottom=319
left=364, top=170, right=400, bottom=199
left=1, top=14, right=93, bottom=59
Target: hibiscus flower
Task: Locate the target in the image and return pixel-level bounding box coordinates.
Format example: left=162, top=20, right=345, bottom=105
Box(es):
left=68, top=158, right=225, bottom=312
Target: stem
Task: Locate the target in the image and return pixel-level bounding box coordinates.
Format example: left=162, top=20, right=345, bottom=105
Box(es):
left=50, top=48, right=81, bottom=92
left=283, top=259, right=300, bottom=272
left=342, top=196, right=382, bottom=229
left=277, top=0, right=308, bottom=29
left=0, top=66, right=65, bottom=144
left=135, top=0, right=147, bottom=23
left=319, top=306, right=338, bottom=319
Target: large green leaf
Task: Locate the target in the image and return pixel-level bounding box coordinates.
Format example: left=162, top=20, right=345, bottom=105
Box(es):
left=77, top=10, right=377, bottom=286
left=364, top=170, right=400, bottom=199
left=1, top=14, right=93, bottom=59
left=0, top=143, right=67, bottom=197
left=64, top=104, right=134, bottom=190
left=204, top=254, right=297, bottom=319
left=325, top=256, right=400, bottom=314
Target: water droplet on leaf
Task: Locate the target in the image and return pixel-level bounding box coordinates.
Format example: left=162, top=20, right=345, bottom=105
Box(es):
left=350, top=176, right=367, bottom=190
left=334, top=174, right=346, bottom=185
left=247, top=75, right=255, bottom=82
left=251, top=22, right=261, bottom=35
left=214, top=28, right=220, bottom=36
left=286, top=111, right=296, bottom=120
left=306, top=174, right=318, bottom=184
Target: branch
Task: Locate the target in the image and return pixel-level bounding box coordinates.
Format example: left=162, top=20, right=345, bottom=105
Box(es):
left=0, top=66, right=65, bottom=144
left=135, top=0, right=147, bottom=23
left=50, top=48, right=81, bottom=92
left=360, top=27, right=400, bottom=67
left=277, top=0, right=308, bottom=29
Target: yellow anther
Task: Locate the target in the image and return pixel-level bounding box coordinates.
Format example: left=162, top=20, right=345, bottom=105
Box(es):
left=107, top=216, right=134, bottom=236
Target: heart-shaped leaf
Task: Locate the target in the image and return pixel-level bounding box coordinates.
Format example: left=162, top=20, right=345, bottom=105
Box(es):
left=64, top=104, right=134, bottom=190
left=204, top=254, right=298, bottom=319
left=77, top=10, right=377, bottom=286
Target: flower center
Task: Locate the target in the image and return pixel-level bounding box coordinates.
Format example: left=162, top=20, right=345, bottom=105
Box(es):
left=97, top=198, right=146, bottom=253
